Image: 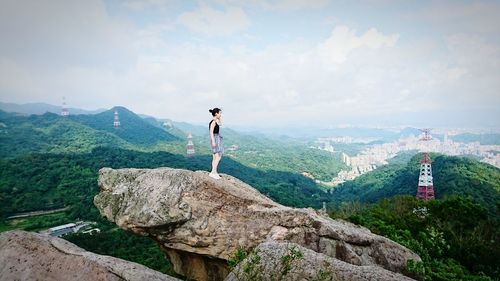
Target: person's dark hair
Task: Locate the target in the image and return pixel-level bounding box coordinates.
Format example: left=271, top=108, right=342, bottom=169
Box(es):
left=209, top=108, right=221, bottom=116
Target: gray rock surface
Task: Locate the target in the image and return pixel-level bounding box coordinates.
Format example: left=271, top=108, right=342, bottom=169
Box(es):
left=95, top=167, right=421, bottom=281
left=0, top=230, right=180, bottom=281
left=225, top=241, right=416, bottom=281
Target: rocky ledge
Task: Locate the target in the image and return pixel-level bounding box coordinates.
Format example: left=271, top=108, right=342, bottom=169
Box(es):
left=95, top=167, right=420, bottom=281
left=0, top=230, right=180, bottom=281
left=226, top=241, right=416, bottom=281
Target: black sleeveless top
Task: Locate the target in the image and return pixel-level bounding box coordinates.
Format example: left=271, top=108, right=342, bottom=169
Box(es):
left=209, top=120, right=219, bottom=134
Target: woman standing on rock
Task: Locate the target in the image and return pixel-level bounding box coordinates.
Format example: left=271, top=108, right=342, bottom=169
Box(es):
left=209, top=107, right=224, bottom=179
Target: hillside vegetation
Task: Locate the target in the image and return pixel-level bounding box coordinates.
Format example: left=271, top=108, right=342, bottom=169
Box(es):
left=332, top=195, right=499, bottom=280
left=331, top=153, right=500, bottom=216
left=1, top=106, right=499, bottom=280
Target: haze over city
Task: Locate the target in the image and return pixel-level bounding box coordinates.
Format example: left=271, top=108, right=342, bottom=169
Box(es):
left=0, top=0, right=499, bottom=128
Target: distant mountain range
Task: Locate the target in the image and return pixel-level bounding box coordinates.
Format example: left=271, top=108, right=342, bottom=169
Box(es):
left=73, top=106, right=178, bottom=146
left=0, top=102, right=106, bottom=116
left=1, top=102, right=498, bottom=145
left=450, top=133, right=500, bottom=145
left=0, top=107, right=179, bottom=157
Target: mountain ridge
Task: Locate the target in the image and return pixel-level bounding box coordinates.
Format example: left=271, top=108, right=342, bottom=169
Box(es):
left=0, top=107, right=179, bottom=157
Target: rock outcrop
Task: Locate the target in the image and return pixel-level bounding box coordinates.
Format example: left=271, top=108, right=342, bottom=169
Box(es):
left=95, top=167, right=420, bottom=281
left=225, top=241, right=415, bottom=281
left=0, top=230, right=180, bottom=281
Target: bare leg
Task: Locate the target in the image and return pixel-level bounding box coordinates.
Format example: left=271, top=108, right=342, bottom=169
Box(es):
left=211, top=153, right=221, bottom=174
left=214, top=153, right=222, bottom=174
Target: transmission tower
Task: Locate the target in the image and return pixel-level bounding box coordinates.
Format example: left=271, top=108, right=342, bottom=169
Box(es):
left=61, top=96, right=69, bottom=117
left=186, top=133, right=195, bottom=157
left=416, top=129, right=435, bottom=200
left=113, top=110, right=120, bottom=128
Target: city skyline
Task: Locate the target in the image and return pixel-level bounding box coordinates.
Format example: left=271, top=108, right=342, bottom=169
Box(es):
left=1, top=0, right=499, bottom=128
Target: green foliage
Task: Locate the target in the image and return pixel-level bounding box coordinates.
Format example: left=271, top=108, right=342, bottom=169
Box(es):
left=228, top=244, right=305, bottom=281
left=72, top=107, right=178, bottom=146
left=0, top=109, right=180, bottom=158
left=387, top=150, right=419, bottom=165
left=311, top=269, right=334, bottom=281
left=228, top=247, right=264, bottom=281
left=279, top=245, right=304, bottom=277
left=242, top=250, right=263, bottom=281
left=199, top=129, right=348, bottom=182
left=64, top=220, right=178, bottom=276
left=228, top=247, right=249, bottom=269
left=0, top=146, right=332, bottom=220
left=332, top=195, right=499, bottom=281
left=0, top=212, right=69, bottom=232
left=328, top=142, right=367, bottom=156
left=332, top=153, right=500, bottom=217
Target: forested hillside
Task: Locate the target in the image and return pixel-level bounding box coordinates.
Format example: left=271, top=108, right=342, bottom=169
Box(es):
left=1, top=106, right=499, bottom=281
left=0, top=147, right=332, bottom=219
left=332, top=195, right=499, bottom=280
left=73, top=107, right=178, bottom=145
left=0, top=108, right=180, bottom=157
left=331, top=153, right=500, bottom=216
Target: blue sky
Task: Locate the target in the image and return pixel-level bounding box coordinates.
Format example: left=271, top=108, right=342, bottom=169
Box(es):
left=0, top=0, right=499, bottom=128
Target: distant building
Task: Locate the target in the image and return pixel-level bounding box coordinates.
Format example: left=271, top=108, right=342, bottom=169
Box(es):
left=49, top=223, right=77, bottom=237
left=48, top=221, right=92, bottom=237
left=341, top=152, right=351, bottom=166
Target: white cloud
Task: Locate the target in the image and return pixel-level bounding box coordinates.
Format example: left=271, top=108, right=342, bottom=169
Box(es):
left=0, top=57, right=128, bottom=109
left=0, top=58, right=40, bottom=97
left=446, top=34, right=499, bottom=70
left=114, top=26, right=408, bottom=125
left=443, top=34, right=500, bottom=105
left=0, top=0, right=136, bottom=70
left=446, top=67, right=467, bottom=81
left=0, top=0, right=138, bottom=108
left=315, top=26, right=399, bottom=65
left=177, top=4, right=251, bottom=36
left=134, top=23, right=175, bottom=50
left=6, top=22, right=490, bottom=126
left=0, top=1, right=498, bottom=128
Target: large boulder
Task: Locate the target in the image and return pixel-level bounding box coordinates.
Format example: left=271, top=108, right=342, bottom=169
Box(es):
left=0, top=230, right=180, bottom=281
left=95, top=167, right=420, bottom=281
left=225, top=241, right=416, bottom=281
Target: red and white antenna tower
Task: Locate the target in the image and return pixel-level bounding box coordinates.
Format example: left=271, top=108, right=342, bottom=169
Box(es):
left=113, top=110, right=120, bottom=128
left=61, top=96, right=69, bottom=117
left=416, top=128, right=435, bottom=200
left=186, top=133, right=195, bottom=157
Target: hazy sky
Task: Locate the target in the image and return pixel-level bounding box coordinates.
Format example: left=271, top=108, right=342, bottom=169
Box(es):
left=0, top=0, right=499, bottom=128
